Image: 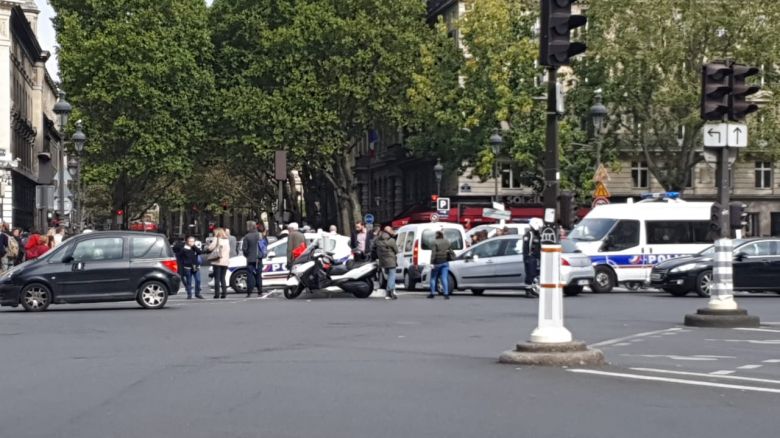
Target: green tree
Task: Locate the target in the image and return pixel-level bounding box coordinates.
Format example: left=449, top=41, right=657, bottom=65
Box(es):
left=407, top=0, right=590, bottom=197
left=210, top=0, right=430, bottom=233
left=51, top=0, right=215, bottom=224
left=574, top=0, right=780, bottom=191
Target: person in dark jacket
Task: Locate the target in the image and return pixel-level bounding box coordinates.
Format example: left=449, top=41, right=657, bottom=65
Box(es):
left=350, top=221, right=373, bottom=258
left=11, top=228, right=24, bottom=266
left=428, top=231, right=452, bottom=299
left=374, top=226, right=398, bottom=300
left=286, top=222, right=306, bottom=268
left=241, top=221, right=262, bottom=297
left=522, top=218, right=543, bottom=294
left=176, top=236, right=204, bottom=299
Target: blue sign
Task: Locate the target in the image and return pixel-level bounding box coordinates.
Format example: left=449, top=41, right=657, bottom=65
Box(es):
left=364, top=214, right=375, bottom=225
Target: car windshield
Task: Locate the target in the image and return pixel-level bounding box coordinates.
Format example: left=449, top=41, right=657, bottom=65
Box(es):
left=569, top=218, right=617, bottom=241
left=696, top=239, right=746, bottom=257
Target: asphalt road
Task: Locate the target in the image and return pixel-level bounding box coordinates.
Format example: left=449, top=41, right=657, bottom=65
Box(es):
left=2, top=288, right=779, bottom=438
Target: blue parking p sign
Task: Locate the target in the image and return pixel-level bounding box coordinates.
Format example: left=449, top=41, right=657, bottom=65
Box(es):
left=364, top=214, right=375, bottom=225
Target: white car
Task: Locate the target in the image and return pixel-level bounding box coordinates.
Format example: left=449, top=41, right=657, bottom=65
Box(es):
left=210, top=233, right=353, bottom=293
left=394, top=222, right=467, bottom=290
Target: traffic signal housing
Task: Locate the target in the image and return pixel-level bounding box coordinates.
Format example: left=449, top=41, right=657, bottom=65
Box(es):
left=559, top=191, right=577, bottom=230
left=710, top=202, right=722, bottom=237
left=729, top=64, right=760, bottom=121
left=539, top=0, right=587, bottom=67
left=701, top=63, right=731, bottom=121
left=729, top=201, right=748, bottom=231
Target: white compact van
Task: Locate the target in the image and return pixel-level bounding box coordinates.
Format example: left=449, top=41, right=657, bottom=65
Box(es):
left=394, top=222, right=467, bottom=290
left=569, top=193, right=713, bottom=293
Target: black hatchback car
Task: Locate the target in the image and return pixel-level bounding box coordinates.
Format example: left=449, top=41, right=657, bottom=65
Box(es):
left=650, top=238, right=780, bottom=297
left=0, top=231, right=181, bottom=312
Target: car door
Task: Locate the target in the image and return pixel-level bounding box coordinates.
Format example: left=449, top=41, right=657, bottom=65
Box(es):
left=456, top=239, right=504, bottom=288
left=492, top=238, right=524, bottom=288
left=129, top=235, right=169, bottom=289
left=61, top=236, right=131, bottom=300
left=763, top=241, right=780, bottom=291
left=732, top=241, right=769, bottom=290
left=263, top=238, right=288, bottom=281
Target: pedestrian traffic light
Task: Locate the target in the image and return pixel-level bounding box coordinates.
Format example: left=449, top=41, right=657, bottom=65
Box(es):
left=559, top=191, right=577, bottom=230
left=710, top=202, right=722, bottom=235
left=729, top=64, right=761, bottom=121
left=539, top=0, right=587, bottom=67
left=701, top=62, right=731, bottom=121
left=729, top=201, right=748, bottom=230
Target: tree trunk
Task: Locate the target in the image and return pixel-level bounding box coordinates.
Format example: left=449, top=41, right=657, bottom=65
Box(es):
left=330, top=153, right=362, bottom=236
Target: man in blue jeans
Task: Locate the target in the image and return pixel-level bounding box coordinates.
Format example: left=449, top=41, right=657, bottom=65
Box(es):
left=428, top=231, right=452, bottom=300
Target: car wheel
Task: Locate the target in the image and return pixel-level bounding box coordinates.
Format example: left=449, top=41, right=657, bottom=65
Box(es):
left=137, top=281, right=169, bottom=309
left=563, top=286, right=582, bottom=297
left=695, top=270, right=712, bottom=298
left=284, top=284, right=304, bottom=300
left=526, top=276, right=540, bottom=298
left=403, top=272, right=417, bottom=291
left=591, top=266, right=616, bottom=293
left=471, top=289, right=485, bottom=295
left=624, top=281, right=642, bottom=291
left=230, top=269, right=248, bottom=294
left=662, top=286, right=689, bottom=297
left=20, top=283, right=52, bottom=312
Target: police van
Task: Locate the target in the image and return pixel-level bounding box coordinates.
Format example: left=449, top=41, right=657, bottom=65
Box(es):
left=568, top=193, right=713, bottom=293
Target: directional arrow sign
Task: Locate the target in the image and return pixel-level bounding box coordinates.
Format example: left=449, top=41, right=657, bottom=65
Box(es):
left=702, top=123, right=727, bottom=147
left=483, top=208, right=511, bottom=221
left=728, top=123, right=748, bottom=148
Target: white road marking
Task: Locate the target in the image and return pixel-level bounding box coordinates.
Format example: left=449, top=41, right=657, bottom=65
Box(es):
left=763, top=359, right=780, bottom=363
left=614, top=343, right=631, bottom=347
left=632, top=368, right=780, bottom=385
left=591, top=328, right=683, bottom=348
left=568, top=369, right=780, bottom=394
left=709, top=370, right=736, bottom=375
left=620, top=354, right=733, bottom=362
left=737, top=364, right=763, bottom=370
left=733, top=327, right=780, bottom=333
left=707, top=339, right=780, bottom=345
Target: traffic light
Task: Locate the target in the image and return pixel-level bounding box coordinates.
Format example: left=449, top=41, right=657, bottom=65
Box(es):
left=710, top=202, right=722, bottom=236
left=559, top=191, right=577, bottom=229
left=729, top=64, right=760, bottom=121
left=701, top=62, right=731, bottom=121
left=539, top=0, right=587, bottom=67
left=729, top=201, right=748, bottom=230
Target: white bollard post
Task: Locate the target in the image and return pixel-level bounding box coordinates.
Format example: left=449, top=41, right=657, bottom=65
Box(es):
left=708, top=238, right=738, bottom=311
left=530, top=244, right=572, bottom=344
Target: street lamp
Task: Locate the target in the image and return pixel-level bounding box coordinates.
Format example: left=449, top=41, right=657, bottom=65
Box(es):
left=489, top=132, right=503, bottom=202
left=589, top=89, right=607, bottom=166
left=53, top=90, right=72, bottom=132
left=433, top=159, right=444, bottom=197
left=64, top=121, right=87, bottom=233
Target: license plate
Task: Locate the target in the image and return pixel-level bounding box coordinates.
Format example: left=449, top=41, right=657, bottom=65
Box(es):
left=577, top=279, right=590, bottom=286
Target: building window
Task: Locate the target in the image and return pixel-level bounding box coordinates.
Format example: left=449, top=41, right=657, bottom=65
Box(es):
left=755, top=161, right=773, bottom=189
left=631, top=161, right=648, bottom=188
left=500, top=163, right=521, bottom=189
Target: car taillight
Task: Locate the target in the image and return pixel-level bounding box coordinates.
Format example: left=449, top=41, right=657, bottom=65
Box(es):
left=413, top=240, right=419, bottom=266
left=561, top=258, right=571, bottom=266
left=161, top=259, right=178, bottom=274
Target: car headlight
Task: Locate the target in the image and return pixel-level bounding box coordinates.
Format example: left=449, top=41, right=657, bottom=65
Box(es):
left=670, top=263, right=702, bottom=273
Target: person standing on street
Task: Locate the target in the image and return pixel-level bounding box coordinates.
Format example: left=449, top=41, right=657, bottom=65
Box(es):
left=374, top=226, right=398, bottom=300
left=24, top=231, right=49, bottom=261
left=0, top=223, right=9, bottom=273
left=240, top=221, right=262, bottom=297
left=350, top=221, right=371, bottom=254
left=53, top=226, right=66, bottom=247
left=11, top=228, right=24, bottom=266
left=226, top=228, right=238, bottom=258
left=208, top=228, right=231, bottom=299
left=522, top=218, right=543, bottom=294
left=179, top=236, right=204, bottom=299
left=428, top=231, right=452, bottom=300
left=286, top=222, right=306, bottom=268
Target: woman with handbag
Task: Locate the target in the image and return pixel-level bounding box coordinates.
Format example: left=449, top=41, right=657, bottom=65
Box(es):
left=207, top=228, right=231, bottom=299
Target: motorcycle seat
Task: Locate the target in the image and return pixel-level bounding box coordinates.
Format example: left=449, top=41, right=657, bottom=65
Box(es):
left=329, top=265, right=349, bottom=276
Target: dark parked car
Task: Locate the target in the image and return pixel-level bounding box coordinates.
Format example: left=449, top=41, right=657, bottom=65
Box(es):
left=650, top=238, right=780, bottom=297
left=0, top=231, right=181, bottom=312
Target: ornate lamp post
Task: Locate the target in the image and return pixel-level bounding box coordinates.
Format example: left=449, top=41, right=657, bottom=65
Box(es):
left=433, top=159, right=444, bottom=197
left=70, top=121, right=86, bottom=233
left=589, top=89, right=607, bottom=167
left=489, top=132, right=503, bottom=202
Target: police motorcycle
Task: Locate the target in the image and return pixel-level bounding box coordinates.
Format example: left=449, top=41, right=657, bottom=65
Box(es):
left=284, top=237, right=377, bottom=300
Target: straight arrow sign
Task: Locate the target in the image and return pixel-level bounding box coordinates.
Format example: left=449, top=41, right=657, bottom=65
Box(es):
left=728, top=123, right=747, bottom=147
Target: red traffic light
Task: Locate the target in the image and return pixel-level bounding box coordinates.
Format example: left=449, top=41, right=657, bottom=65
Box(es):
left=116, top=210, right=124, bottom=216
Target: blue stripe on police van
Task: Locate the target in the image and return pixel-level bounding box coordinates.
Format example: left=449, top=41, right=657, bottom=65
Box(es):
left=590, top=254, right=688, bottom=267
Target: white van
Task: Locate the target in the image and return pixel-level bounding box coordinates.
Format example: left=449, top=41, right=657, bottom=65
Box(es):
left=395, top=222, right=467, bottom=290
left=569, top=193, right=713, bottom=293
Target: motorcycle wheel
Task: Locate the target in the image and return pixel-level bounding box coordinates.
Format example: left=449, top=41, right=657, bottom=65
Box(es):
left=284, top=284, right=304, bottom=300
left=352, top=279, right=374, bottom=299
